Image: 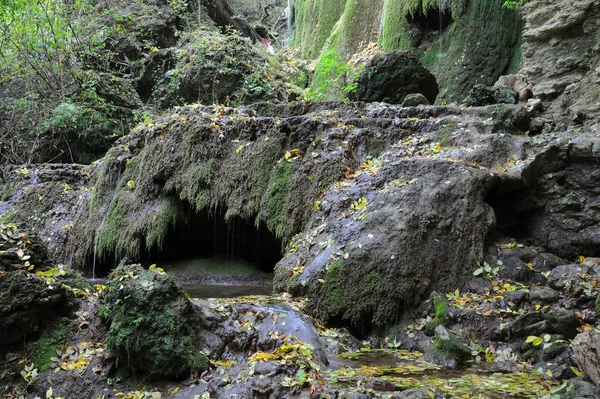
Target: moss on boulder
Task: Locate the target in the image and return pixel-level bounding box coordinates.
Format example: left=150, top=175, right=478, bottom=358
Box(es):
left=353, top=51, right=439, bottom=104
left=99, top=264, right=207, bottom=379
left=433, top=325, right=471, bottom=368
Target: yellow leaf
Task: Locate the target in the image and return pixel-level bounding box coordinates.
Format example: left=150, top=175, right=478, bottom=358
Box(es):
left=526, top=263, right=534, bottom=271
left=546, top=369, right=553, bottom=377
left=535, top=304, right=541, bottom=311
left=172, top=387, right=180, bottom=393
left=27, top=265, right=34, bottom=271
left=579, top=256, right=587, bottom=264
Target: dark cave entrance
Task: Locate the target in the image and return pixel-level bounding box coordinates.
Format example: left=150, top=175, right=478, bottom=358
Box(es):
left=140, top=205, right=283, bottom=278
left=484, top=182, right=541, bottom=245
left=410, top=7, right=453, bottom=34
left=90, top=205, right=283, bottom=280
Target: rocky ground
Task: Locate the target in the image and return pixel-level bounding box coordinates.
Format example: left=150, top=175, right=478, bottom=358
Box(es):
left=2, top=99, right=600, bottom=398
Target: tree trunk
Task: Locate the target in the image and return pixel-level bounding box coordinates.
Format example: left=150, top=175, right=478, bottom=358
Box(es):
left=202, top=0, right=262, bottom=42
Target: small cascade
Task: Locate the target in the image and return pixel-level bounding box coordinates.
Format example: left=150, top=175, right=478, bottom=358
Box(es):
left=286, top=0, right=293, bottom=42
left=438, top=0, right=446, bottom=46
left=92, top=233, right=98, bottom=279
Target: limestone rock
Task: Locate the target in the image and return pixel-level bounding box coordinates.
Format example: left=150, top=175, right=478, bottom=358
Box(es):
left=462, top=84, right=519, bottom=107
left=574, top=332, right=600, bottom=386
left=495, top=74, right=533, bottom=102
left=529, top=286, right=560, bottom=303
left=275, top=158, right=495, bottom=327
left=354, top=51, right=439, bottom=104
left=521, top=0, right=600, bottom=125
left=0, top=270, right=79, bottom=346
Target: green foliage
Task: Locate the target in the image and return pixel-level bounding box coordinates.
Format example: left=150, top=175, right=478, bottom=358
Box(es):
left=0, top=0, right=102, bottom=96
left=502, top=0, right=523, bottom=8
left=303, top=49, right=350, bottom=101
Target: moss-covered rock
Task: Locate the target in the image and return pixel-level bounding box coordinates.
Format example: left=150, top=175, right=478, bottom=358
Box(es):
left=433, top=325, right=471, bottom=368
left=161, top=28, right=300, bottom=107
left=0, top=270, right=79, bottom=347
left=354, top=51, right=439, bottom=104
left=99, top=264, right=207, bottom=378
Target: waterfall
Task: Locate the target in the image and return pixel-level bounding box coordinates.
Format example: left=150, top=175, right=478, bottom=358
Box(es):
left=286, top=0, right=293, bottom=42
left=92, top=233, right=98, bottom=279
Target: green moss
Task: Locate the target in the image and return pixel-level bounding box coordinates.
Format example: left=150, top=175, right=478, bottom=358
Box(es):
left=433, top=325, right=471, bottom=365
left=595, top=294, right=600, bottom=315
left=27, top=318, right=71, bottom=372
left=0, top=184, right=15, bottom=202
left=304, top=49, right=351, bottom=101
left=100, top=265, right=207, bottom=378
left=434, top=294, right=448, bottom=320
left=427, top=0, right=523, bottom=102
left=265, top=161, right=296, bottom=239
left=292, top=0, right=348, bottom=59
left=322, top=259, right=345, bottom=313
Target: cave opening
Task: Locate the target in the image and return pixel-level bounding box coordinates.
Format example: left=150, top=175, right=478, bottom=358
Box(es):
left=485, top=183, right=541, bottom=244
left=89, top=204, right=284, bottom=281
left=141, top=205, right=283, bottom=280
left=409, top=7, right=453, bottom=35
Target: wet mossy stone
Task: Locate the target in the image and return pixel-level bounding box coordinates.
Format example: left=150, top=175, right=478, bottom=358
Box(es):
left=0, top=270, right=79, bottom=346
left=545, top=310, right=580, bottom=339
left=99, top=264, right=207, bottom=379
left=433, top=325, right=471, bottom=368
left=402, top=93, right=430, bottom=107
left=355, top=51, right=439, bottom=104
left=541, top=342, right=568, bottom=362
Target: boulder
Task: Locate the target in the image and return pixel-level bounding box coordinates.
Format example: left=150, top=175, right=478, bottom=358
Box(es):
left=495, top=74, right=533, bottom=102
left=462, top=84, right=519, bottom=107
left=574, top=333, right=600, bottom=386
left=432, top=325, right=472, bottom=368
left=160, top=29, right=294, bottom=106
left=275, top=159, right=495, bottom=327
left=354, top=51, right=439, bottom=104
left=99, top=264, right=208, bottom=378
left=529, top=286, right=560, bottom=303
left=402, top=93, right=430, bottom=107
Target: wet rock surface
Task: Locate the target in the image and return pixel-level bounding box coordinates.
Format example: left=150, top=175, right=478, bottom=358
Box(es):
left=3, top=100, right=600, bottom=397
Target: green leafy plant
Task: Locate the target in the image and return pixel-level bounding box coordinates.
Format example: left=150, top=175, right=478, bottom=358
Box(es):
left=503, top=0, right=524, bottom=8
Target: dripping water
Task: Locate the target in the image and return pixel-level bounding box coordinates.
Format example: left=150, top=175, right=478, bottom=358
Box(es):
left=92, top=233, right=98, bottom=279
left=286, top=0, right=293, bottom=42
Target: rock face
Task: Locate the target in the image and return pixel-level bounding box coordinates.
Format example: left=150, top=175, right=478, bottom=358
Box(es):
left=99, top=264, right=208, bottom=378
left=0, top=224, right=81, bottom=347
left=574, top=332, right=600, bottom=386
left=521, top=0, right=600, bottom=125
left=0, top=270, right=78, bottom=346
left=354, top=52, right=439, bottom=104
left=462, top=84, right=519, bottom=107
left=275, top=158, right=495, bottom=327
